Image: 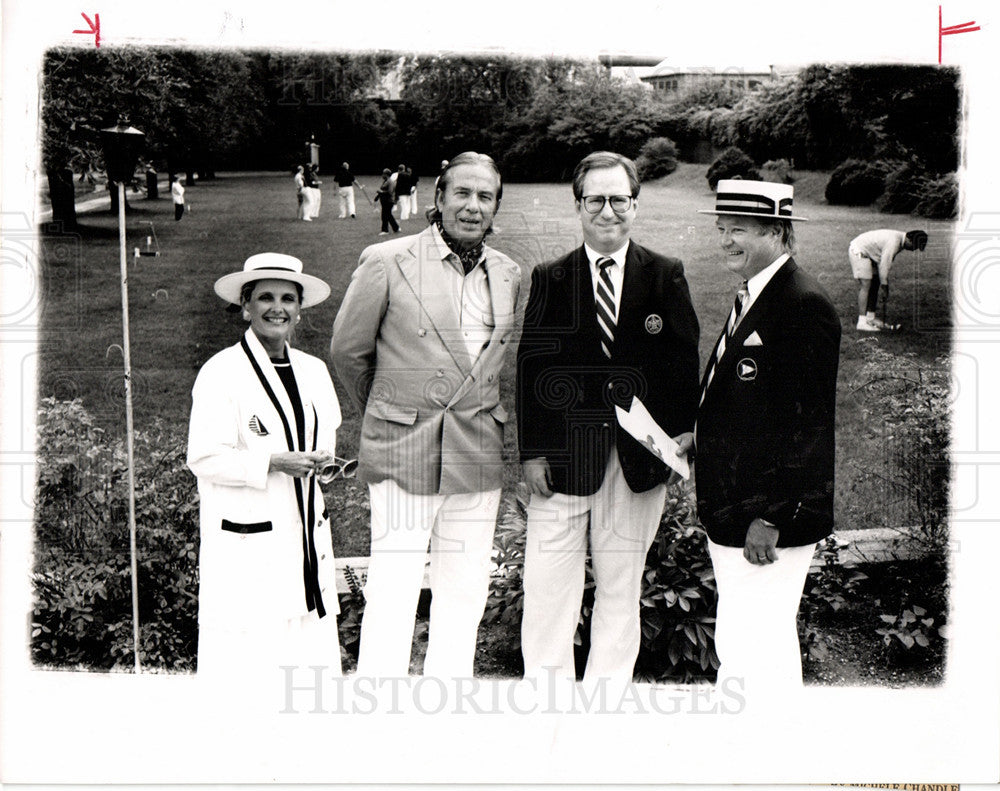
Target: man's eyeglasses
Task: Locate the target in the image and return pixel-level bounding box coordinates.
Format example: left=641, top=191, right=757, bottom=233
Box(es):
left=317, top=457, right=358, bottom=484
left=580, top=194, right=634, bottom=214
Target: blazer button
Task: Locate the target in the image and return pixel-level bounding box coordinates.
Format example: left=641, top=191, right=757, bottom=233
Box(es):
left=607, top=383, right=613, bottom=390
left=418, top=328, right=427, bottom=337
left=500, top=337, right=506, bottom=344
left=487, top=374, right=494, bottom=382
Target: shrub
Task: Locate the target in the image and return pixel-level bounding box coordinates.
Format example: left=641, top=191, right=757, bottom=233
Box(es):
left=634, top=488, right=719, bottom=683
left=824, top=158, right=901, bottom=206
left=706, top=146, right=760, bottom=190
left=32, top=398, right=199, bottom=671
left=482, top=487, right=530, bottom=647
left=876, top=602, right=944, bottom=667
left=876, top=161, right=929, bottom=214
left=635, top=137, right=679, bottom=181
left=760, top=158, right=794, bottom=184
left=337, top=565, right=366, bottom=672
left=914, top=173, right=958, bottom=219
left=848, top=349, right=950, bottom=551
left=798, top=537, right=868, bottom=663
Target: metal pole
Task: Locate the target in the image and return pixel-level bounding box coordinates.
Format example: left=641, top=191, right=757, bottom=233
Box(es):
left=117, top=180, right=142, bottom=673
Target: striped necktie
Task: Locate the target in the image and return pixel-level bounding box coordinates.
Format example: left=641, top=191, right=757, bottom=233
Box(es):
left=595, top=257, right=617, bottom=358
left=699, top=280, right=749, bottom=405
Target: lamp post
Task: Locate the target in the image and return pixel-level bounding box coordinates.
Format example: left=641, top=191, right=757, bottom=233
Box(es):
left=100, top=118, right=145, bottom=674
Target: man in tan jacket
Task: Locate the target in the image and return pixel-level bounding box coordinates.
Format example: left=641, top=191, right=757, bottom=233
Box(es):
left=331, top=152, right=520, bottom=678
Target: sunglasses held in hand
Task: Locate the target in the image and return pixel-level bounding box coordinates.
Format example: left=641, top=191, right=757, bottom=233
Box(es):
left=317, top=457, right=358, bottom=484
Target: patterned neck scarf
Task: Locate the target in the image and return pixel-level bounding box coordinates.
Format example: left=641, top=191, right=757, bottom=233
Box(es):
left=436, top=220, right=485, bottom=276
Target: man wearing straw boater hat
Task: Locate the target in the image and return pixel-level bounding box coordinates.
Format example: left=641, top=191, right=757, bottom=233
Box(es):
left=696, top=180, right=841, bottom=692
left=187, top=253, right=343, bottom=681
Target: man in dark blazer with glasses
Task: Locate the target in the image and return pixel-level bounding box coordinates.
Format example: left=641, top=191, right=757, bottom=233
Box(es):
left=516, top=151, right=700, bottom=689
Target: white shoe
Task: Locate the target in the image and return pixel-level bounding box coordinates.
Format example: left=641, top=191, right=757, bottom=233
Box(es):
left=857, top=316, right=881, bottom=332
left=378, top=231, right=388, bottom=235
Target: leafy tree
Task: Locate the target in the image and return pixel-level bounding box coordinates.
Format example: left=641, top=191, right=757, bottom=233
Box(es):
left=41, top=47, right=181, bottom=226
left=396, top=55, right=570, bottom=174
left=254, top=51, right=401, bottom=172
left=40, top=47, right=264, bottom=224
left=500, top=66, right=671, bottom=181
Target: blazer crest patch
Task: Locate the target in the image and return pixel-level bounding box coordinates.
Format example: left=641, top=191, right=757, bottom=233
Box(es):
left=248, top=414, right=269, bottom=436
left=737, top=358, right=758, bottom=381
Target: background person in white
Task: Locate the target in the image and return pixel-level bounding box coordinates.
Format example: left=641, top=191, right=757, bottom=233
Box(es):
left=849, top=228, right=928, bottom=331
left=335, top=161, right=359, bottom=219
left=516, top=152, right=700, bottom=687
left=331, top=152, right=520, bottom=679
left=187, top=253, right=342, bottom=681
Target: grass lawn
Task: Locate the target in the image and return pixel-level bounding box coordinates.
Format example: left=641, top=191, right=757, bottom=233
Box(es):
left=37, top=163, right=954, bottom=559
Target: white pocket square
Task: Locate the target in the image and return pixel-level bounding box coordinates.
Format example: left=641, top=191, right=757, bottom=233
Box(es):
left=743, top=331, right=764, bottom=346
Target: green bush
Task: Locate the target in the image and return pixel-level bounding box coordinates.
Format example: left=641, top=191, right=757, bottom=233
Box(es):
left=32, top=398, right=199, bottom=671
left=706, top=146, right=760, bottom=190
left=760, top=158, right=794, bottom=184
left=824, top=158, right=901, bottom=206
left=914, top=173, right=958, bottom=219
left=635, top=137, right=679, bottom=181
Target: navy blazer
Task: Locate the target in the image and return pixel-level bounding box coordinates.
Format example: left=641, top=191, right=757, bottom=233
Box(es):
left=516, top=242, right=700, bottom=496
left=695, top=258, right=841, bottom=548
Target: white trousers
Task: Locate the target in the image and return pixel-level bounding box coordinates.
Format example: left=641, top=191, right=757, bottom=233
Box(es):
left=521, top=450, right=666, bottom=685
left=357, top=480, right=501, bottom=678
left=302, top=187, right=321, bottom=219
left=707, top=538, right=816, bottom=694
left=337, top=186, right=355, bottom=217
left=397, top=193, right=412, bottom=220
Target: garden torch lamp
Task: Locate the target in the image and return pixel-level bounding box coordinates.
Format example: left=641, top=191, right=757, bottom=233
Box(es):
left=100, top=117, right=145, bottom=673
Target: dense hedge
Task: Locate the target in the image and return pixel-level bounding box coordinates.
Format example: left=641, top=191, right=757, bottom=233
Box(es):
left=825, top=159, right=902, bottom=206
left=826, top=158, right=958, bottom=218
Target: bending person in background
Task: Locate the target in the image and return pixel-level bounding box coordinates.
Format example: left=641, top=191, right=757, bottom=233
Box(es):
left=849, top=228, right=927, bottom=332
left=187, top=253, right=342, bottom=682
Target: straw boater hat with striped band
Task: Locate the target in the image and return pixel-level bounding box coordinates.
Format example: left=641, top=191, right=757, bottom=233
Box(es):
left=214, top=252, right=331, bottom=308
left=699, top=179, right=809, bottom=221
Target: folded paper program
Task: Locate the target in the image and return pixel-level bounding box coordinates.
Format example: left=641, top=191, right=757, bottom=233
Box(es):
left=614, top=396, right=690, bottom=480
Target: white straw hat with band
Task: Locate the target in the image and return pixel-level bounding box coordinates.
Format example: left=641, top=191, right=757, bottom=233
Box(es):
left=214, top=252, right=331, bottom=308
left=699, top=179, right=809, bottom=221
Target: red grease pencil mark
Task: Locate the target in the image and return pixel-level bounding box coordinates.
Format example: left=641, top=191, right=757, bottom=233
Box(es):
left=939, top=5, right=980, bottom=63
left=72, top=12, right=100, bottom=48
